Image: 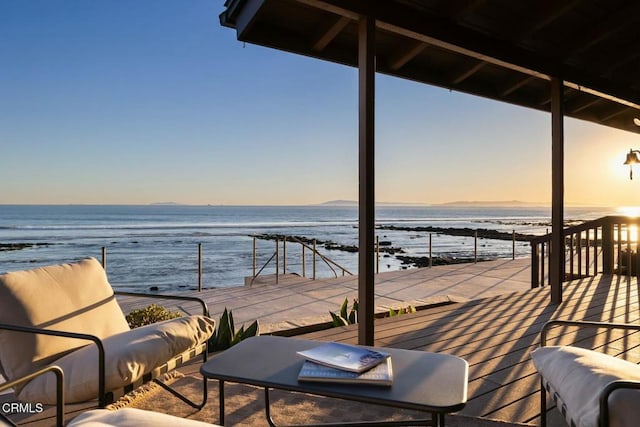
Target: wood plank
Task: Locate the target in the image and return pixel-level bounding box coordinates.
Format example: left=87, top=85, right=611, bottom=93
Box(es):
left=296, top=274, right=639, bottom=425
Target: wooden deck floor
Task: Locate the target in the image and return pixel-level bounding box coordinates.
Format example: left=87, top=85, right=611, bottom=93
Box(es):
left=295, top=274, right=640, bottom=426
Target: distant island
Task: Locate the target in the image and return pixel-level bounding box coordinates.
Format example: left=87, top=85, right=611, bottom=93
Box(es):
left=435, top=200, right=548, bottom=207
left=318, top=200, right=547, bottom=207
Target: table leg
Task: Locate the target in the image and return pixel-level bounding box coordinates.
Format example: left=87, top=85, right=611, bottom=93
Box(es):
left=219, top=379, right=225, bottom=426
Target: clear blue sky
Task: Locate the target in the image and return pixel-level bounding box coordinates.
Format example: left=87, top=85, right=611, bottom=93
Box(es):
left=1, top=0, right=638, bottom=206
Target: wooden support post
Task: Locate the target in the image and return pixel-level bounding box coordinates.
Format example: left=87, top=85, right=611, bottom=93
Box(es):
left=101, top=246, right=107, bottom=269
left=358, top=13, right=375, bottom=346
left=198, top=243, right=202, bottom=292
left=550, top=77, right=564, bottom=304
left=531, top=243, right=539, bottom=288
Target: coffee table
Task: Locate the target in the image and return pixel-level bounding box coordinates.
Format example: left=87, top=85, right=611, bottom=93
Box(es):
left=200, top=336, right=468, bottom=426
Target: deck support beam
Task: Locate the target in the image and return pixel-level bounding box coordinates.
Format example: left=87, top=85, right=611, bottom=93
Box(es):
left=550, top=77, right=564, bottom=304
left=358, top=13, right=376, bottom=346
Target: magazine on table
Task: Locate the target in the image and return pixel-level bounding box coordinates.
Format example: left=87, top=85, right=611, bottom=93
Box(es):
left=296, top=342, right=390, bottom=373
left=298, top=358, right=393, bottom=386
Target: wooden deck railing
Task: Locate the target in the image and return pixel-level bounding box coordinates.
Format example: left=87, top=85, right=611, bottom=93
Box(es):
left=530, top=215, right=640, bottom=288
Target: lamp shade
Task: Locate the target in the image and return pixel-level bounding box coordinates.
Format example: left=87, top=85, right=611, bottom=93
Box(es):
left=624, top=150, right=640, bottom=165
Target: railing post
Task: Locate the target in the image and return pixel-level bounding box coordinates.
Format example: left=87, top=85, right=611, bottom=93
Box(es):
left=569, top=234, right=574, bottom=279
left=602, top=220, right=614, bottom=274
left=302, top=244, right=306, bottom=277
left=429, top=233, right=433, bottom=268
left=313, top=239, right=317, bottom=280
left=531, top=243, right=539, bottom=288
left=512, top=230, right=515, bottom=260
left=283, top=236, right=287, bottom=274
left=627, top=226, right=632, bottom=279
left=101, top=246, right=107, bottom=269
left=577, top=232, right=582, bottom=278
left=376, top=236, right=380, bottom=274
left=541, top=242, right=546, bottom=287
left=474, top=230, right=478, bottom=263
left=253, top=236, right=257, bottom=278
left=593, top=227, right=602, bottom=276
left=585, top=230, right=590, bottom=276
left=198, top=243, right=202, bottom=292
left=275, top=238, right=279, bottom=284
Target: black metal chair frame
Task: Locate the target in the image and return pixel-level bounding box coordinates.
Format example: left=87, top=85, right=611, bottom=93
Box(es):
left=0, top=291, right=210, bottom=412
left=0, top=365, right=65, bottom=427
left=539, top=320, right=640, bottom=427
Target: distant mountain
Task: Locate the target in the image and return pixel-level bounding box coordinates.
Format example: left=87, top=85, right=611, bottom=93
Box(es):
left=318, top=200, right=430, bottom=207
left=435, top=200, right=547, bottom=207
left=320, top=200, right=358, bottom=206
left=149, top=202, right=182, bottom=206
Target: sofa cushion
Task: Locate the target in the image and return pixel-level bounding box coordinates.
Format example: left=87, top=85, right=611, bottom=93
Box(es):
left=532, top=346, right=640, bottom=427
left=0, top=258, right=130, bottom=384
left=19, top=315, right=216, bottom=403
left=67, top=408, right=219, bottom=426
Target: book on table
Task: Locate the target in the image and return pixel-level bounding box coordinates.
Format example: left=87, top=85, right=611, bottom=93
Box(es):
left=296, top=342, right=390, bottom=373
left=298, top=358, right=393, bottom=386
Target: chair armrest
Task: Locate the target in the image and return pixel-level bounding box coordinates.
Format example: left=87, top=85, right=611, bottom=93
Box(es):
left=0, top=323, right=107, bottom=407
left=599, top=380, right=640, bottom=427
left=114, top=291, right=209, bottom=316
left=0, top=365, right=64, bottom=427
left=541, top=320, right=640, bottom=346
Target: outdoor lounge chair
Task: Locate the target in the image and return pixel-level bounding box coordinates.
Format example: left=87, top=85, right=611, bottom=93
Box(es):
left=531, top=320, right=640, bottom=427
left=0, top=258, right=215, bottom=411
left=0, top=364, right=220, bottom=427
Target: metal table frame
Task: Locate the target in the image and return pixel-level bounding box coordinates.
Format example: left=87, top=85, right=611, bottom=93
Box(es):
left=201, top=336, right=468, bottom=427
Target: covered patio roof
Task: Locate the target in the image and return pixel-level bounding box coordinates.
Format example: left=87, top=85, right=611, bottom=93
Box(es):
left=220, top=0, right=640, bottom=344
left=220, top=0, right=640, bottom=134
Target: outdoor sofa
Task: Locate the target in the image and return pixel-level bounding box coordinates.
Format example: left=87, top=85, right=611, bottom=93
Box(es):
left=0, top=365, right=220, bottom=427
left=532, top=320, right=640, bottom=427
left=0, top=257, right=215, bottom=414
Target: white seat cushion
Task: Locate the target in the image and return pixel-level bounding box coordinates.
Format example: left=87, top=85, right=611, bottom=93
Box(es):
left=19, top=315, right=216, bottom=403
left=68, top=408, right=219, bottom=426
left=532, top=346, right=640, bottom=427
left=0, top=258, right=130, bottom=384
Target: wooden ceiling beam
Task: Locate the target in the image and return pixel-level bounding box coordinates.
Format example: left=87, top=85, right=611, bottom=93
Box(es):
left=388, top=40, right=427, bottom=71
left=601, top=106, right=630, bottom=123
left=450, top=60, right=486, bottom=85
left=508, top=0, right=580, bottom=42
left=312, top=15, right=351, bottom=52
left=500, top=76, right=535, bottom=97
left=566, top=97, right=604, bottom=115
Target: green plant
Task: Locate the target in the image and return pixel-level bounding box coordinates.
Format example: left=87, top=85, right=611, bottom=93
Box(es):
left=330, top=298, right=358, bottom=326
left=208, top=308, right=259, bottom=352
left=388, top=305, right=416, bottom=317
left=126, top=304, right=182, bottom=329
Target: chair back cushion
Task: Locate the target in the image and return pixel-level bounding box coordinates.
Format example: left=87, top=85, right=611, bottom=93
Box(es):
left=0, top=258, right=130, bottom=383
left=19, top=315, right=216, bottom=403
left=532, top=345, right=640, bottom=427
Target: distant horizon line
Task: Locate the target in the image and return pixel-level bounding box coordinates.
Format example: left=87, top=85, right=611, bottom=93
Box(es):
left=0, top=200, right=616, bottom=208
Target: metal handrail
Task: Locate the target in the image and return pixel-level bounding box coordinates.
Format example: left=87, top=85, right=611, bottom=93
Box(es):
left=530, top=215, right=640, bottom=287
left=287, top=236, right=354, bottom=277
left=250, top=251, right=278, bottom=286
left=250, top=236, right=354, bottom=286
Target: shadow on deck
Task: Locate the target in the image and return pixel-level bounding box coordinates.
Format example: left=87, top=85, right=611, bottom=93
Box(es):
left=297, top=274, right=640, bottom=426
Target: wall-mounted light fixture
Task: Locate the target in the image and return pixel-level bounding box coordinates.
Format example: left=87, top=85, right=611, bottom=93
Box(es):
left=623, top=118, right=640, bottom=180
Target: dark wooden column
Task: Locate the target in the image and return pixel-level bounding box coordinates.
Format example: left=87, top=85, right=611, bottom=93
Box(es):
left=550, top=77, right=564, bottom=304
left=358, top=13, right=375, bottom=346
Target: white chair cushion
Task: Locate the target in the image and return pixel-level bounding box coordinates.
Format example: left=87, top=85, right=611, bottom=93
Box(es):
left=19, top=315, right=216, bottom=403
left=67, top=408, right=219, bottom=426
left=532, top=346, right=640, bottom=427
left=0, top=258, right=130, bottom=383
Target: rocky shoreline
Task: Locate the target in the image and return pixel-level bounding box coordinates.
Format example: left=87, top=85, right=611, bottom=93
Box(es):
left=0, top=243, right=51, bottom=252
left=252, top=227, right=525, bottom=269
left=376, top=225, right=536, bottom=241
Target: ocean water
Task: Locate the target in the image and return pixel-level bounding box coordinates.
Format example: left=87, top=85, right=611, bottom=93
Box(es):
left=0, top=204, right=615, bottom=292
